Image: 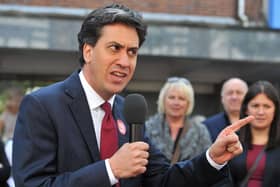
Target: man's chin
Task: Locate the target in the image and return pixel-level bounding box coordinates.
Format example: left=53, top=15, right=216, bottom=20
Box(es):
left=229, top=109, right=241, bottom=114
left=111, top=86, right=126, bottom=94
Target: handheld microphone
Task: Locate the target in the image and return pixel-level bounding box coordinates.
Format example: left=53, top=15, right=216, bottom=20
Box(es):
left=123, top=93, right=148, bottom=142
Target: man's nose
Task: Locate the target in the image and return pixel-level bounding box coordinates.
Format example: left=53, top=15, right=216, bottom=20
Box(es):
left=118, top=52, right=130, bottom=67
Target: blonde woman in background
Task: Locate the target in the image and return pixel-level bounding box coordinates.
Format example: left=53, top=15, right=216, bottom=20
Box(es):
left=145, top=77, right=212, bottom=163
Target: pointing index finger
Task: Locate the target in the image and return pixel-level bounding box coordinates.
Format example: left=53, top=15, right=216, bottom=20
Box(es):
left=220, top=115, right=254, bottom=137
left=227, top=115, right=254, bottom=133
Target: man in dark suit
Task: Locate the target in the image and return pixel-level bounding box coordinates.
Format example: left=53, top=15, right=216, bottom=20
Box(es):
left=12, top=3, right=253, bottom=187
left=203, top=78, right=248, bottom=142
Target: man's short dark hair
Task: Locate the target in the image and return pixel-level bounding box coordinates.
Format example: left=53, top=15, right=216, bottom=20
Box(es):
left=77, top=3, right=147, bottom=66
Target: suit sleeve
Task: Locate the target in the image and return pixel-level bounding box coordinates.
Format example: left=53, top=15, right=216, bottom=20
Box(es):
left=142, top=136, right=231, bottom=187
left=12, top=95, right=111, bottom=187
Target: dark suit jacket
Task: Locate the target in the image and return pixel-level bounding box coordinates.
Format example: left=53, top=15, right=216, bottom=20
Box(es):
left=229, top=146, right=280, bottom=187
left=13, top=70, right=231, bottom=187
left=203, top=112, right=230, bottom=142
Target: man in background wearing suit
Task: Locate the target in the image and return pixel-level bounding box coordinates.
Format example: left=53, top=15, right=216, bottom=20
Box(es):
left=13, top=3, right=253, bottom=187
left=203, top=78, right=248, bottom=141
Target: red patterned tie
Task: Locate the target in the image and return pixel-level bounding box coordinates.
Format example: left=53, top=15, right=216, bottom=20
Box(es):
left=100, top=102, right=120, bottom=187
left=100, top=101, right=119, bottom=159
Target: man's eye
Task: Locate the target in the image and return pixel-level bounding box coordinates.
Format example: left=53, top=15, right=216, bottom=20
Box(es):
left=128, top=49, right=138, bottom=56
left=110, top=45, right=120, bottom=51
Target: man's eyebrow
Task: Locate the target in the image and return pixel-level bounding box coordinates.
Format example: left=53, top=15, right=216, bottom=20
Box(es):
left=108, top=41, right=124, bottom=47
left=108, top=41, right=139, bottom=50
left=129, top=46, right=139, bottom=51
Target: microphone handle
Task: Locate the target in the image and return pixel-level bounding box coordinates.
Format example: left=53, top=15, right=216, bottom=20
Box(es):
left=130, top=124, right=143, bottom=142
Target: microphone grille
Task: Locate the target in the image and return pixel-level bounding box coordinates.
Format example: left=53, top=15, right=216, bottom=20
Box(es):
left=123, top=93, right=148, bottom=124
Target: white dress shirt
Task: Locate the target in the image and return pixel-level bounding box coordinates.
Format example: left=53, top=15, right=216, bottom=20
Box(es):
left=79, top=71, right=118, bottom=185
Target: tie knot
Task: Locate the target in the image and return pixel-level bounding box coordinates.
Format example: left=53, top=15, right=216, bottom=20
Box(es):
left=101, top=101, right=111, bottom=113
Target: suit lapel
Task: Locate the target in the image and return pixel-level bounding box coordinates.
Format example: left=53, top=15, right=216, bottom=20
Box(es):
left=63, top=72, right=131, bottom=164
left=69, top=97, right=101, bottom=161
left=112, top=96, right=130, bottom=147
left=65, top=70, right=101, bottom=162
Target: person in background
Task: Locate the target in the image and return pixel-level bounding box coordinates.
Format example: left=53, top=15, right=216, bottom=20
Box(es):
left=0, top=87, right=23, bottom=142
left=0, top=87, right=23, bottom=187
left=0, top=138, right=10, bottom=187
left=145, top=77, right=212, bottom=163
left=229, top=80, right=280, bottom=187
left=203, top=78, right=248, bottom=141
left=4, top=137, right=14, bottom=187
left=12, top=3, right=253, bottom=187
left=4, top=87, right=38, bottom=187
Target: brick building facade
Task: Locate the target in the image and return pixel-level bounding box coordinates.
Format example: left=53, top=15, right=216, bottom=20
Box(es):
left=0, top=0, right=263, bottom=21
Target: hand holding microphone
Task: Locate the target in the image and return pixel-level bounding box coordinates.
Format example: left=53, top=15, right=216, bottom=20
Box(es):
left=109, top=94, right=150, bottom=179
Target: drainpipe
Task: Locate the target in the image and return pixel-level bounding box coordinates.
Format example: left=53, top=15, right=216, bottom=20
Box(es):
left=238, top=0, right=249, bottom=26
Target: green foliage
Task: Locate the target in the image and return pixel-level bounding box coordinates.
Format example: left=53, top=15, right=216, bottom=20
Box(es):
left=0, top=80, right=54, bottom=114
left=0, top=93, right=6, bottom=113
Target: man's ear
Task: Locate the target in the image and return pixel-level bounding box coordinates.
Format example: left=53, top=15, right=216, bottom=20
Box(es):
left=83, top=43, right=92, bottom=64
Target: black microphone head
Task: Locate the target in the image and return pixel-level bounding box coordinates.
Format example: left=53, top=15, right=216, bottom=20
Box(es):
left=123, top=93, right=148, bottom=124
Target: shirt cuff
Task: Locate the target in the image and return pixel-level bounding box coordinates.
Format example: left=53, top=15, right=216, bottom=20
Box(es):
left=105, top=159, right=119, bottom=185
left=206, top=149, right=227, bottom=170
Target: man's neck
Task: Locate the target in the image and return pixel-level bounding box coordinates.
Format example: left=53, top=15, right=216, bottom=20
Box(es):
left=227, top=112, right=240, bottom=123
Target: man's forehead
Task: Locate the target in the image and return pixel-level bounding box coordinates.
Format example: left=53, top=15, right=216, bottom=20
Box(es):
left=99, top=24, right=139, bottom=46
left=224, top=88, right=245, bottom=93
left=223, top=81, right=246, bottom=91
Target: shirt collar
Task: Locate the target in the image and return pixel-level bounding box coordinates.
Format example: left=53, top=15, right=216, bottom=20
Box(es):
left=79, top=70, right=115, bottom=110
